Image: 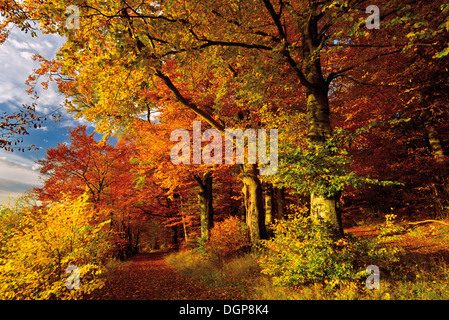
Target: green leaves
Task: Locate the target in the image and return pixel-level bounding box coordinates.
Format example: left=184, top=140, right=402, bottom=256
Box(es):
left=272, top=129, right=394, bottom=198
left=434, top=46, right=449, bottom=59
left=259, top=214, right=359, bottom=287
left=260, top=212, right=403, bottom=288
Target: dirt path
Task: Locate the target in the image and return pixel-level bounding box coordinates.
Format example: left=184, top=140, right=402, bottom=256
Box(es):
left=90, top=251, right=235, bottom=300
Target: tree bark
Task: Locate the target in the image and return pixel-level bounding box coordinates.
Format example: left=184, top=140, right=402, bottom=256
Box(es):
left=274, top=186, right=286, bottom=220
left=428, top=125, right=445, bottom=160
left=425, top=122, right=449, bottom=218
left=171, top=225, right=179, bottom=249
left=305, top=91, right=344, bottom=237
left=193, top=172, right=214, bottom=240
left=306, top=86, right=344, bottom=238
left=301, top=14, right=344, bottom=239
left=264, top=183, right=274, bottom=238
left=241, top=164, right=267, bottom=243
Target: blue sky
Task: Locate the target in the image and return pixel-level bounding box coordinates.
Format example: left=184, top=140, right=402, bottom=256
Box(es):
left=0, top=27, right=95, bottom=205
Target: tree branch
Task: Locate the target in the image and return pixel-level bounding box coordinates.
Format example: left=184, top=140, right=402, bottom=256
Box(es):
left=327, top=48, right=402, bottom=84
left=154, top=69, right=225, bottom=132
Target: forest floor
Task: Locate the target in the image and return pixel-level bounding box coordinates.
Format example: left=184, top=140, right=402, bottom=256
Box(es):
left=346, top=220, right=449, bottom=264
left=90, top=218, right=449, bottom=300
left=89, top=251, right=242, bottom=300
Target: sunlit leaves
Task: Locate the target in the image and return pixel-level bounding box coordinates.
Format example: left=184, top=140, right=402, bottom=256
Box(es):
left=0, top=194, right=111, bottom=299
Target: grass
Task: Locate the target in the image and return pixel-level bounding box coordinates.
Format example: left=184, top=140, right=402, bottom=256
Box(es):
left=165, top=250, right=260, bottom=295
left=165, top=221, right=449, bottom=300
left=104, top=257, right=133, bottom=272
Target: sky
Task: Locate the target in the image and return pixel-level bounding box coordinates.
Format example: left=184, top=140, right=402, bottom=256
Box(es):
left=0, top=27, right=95, bottom=205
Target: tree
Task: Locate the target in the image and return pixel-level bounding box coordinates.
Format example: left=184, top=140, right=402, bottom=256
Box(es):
left=330, top=0, right=449, bottom=219
left=130, top=106, right=241, bottom=244
left=36, top=126, right=130, bottom=204
left=0, top=193, right=111, bottom=299
left=3, top=0, right=447, bottom=240
left=193, top=172, right=214, bottom=240
left=35, top=125, right=151, bottom=258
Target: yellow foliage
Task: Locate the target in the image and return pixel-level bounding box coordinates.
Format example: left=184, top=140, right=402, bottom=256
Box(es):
left=0, top=194, right=111, bottom=299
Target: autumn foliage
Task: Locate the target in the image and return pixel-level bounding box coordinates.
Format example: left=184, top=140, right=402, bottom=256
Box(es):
left=0, top=194, right=111, bottom=299
left=206, top=216, right=251, bottom=264
left=0, top=0, right=449, bottom=300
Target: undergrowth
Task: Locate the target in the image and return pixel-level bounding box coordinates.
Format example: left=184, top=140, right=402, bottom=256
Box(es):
left=165, top=214, right=449, bottom=300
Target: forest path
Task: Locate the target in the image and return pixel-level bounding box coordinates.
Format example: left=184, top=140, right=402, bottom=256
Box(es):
left=90, top=251, right=236, bottom=300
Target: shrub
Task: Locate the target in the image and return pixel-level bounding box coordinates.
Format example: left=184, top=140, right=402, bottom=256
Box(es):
left=0, top=194, right=112, bottom=299
left=206, top=216, right=251, bottom=264
left=259, top=213, right=401, bottom=288
left=377, top=214, right=405, bottom=242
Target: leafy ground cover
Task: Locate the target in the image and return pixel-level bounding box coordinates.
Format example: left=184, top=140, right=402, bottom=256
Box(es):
left=89, top=251, right=242, bottom=300
left=163, top=218, right=449, bottom=300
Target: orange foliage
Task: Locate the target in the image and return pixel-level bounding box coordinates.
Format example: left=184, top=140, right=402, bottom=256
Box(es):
left=206, top=216, right=250, bottom=263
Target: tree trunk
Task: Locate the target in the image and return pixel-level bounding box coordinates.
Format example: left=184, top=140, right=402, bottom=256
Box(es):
left=306, top=85, right=344, bottom=237
left=428, top=125, right=445, bottom=160
left=301, top=15, right=344, bottom=239
left=241, top=164, right=267, bottom=243
left=264, top=183, right=274, bottom=238
left=310, top=192, right=343, bottom=237
left=182, top=216, right=189, bottom=243
left=171, top=225, right=179, bottom=249
left=426, top=122, right=449, bottom=218
left=274, top=187, right=286, bottom=220
left=306, top=86, right=344, bottom=238
left=193, top=172, right=214, bottom=240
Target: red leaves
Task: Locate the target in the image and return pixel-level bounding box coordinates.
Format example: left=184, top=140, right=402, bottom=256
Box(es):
left=90, top=252, right=236, bottom=300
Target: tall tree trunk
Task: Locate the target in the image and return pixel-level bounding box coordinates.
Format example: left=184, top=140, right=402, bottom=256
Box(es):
left=182, top=215, right=189, bottom=243
left=264, top=183, right=274, bottom=238
left=171, top=225, right=178, bottom=249
left=193, top=172, right=214, bottom=240
left=306, top=86, right=344, bottom=238
left=274, top=187, right=286, bottom=220
left=302, top=15, right=344, bottom=239
left=428, top=125, right=445, bottom=160
left=241, top=164, right=267, bottom=243
left=425, top=120, right=449, bottom=218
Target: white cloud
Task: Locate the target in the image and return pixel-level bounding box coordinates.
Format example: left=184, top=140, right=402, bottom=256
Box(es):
left=0, top=149, right=42, bottom=205
left=0, top=149, right=35, bottom=168
left=59, top=116, right=96, bottom=129
left=0, top=28, right=65, bottom=107
left=19, top=51, right=35, bottom=60
left=0, top=190, right=28, bottom=207
left=8, top=38, right=30, bottom=49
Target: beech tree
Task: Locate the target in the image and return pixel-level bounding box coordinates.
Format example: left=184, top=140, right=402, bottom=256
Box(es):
left=331, top=0, right=449, bottom=218
left=2, top=0, right=448, bottom=241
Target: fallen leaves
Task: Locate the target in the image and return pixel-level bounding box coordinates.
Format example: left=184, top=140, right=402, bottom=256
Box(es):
left=89, top=251, right=241, bottom=300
